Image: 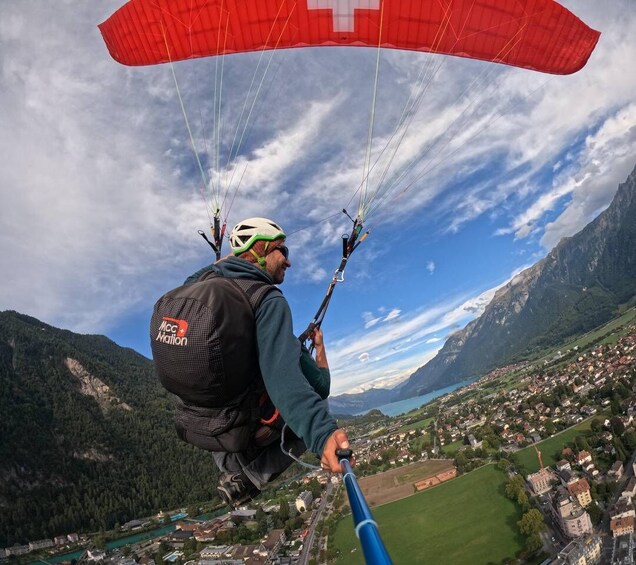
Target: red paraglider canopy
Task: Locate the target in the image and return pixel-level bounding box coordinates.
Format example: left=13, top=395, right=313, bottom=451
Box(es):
left=99, top=0, right=599, bottom=75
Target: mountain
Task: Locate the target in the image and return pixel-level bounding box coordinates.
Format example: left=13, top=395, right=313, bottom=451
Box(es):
left=328, top=387, right=397, bottom=416
left=0, top=312, right=218, bottom=547
left=331, top=163, right=636, bottom=413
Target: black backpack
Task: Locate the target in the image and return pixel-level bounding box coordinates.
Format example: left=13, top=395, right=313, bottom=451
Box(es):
left=150, top=271, right=279, bottom=452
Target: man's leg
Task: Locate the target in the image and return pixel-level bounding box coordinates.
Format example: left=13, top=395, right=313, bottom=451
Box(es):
left=214, top=436, right=307, bottom=506
left=239, top=436, right=306, bottom=490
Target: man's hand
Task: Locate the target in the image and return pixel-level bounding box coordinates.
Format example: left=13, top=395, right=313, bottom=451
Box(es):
left=320, top=429, right=353, bottom=473
left=310, top=327, right=324, bottom=348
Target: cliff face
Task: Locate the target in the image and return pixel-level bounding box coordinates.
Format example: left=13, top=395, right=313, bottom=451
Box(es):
left=396, top=163, right=636, bottom=399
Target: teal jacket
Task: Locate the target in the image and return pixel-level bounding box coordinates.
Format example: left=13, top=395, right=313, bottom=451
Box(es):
left=185, top=257, right=337, bottom=456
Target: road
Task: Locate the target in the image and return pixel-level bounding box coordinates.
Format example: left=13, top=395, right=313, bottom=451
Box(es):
left=298, top=482, right=333, bottom=565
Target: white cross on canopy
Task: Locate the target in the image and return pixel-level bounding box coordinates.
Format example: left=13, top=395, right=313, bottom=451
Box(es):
left=307, top=0, right=381, bottom=33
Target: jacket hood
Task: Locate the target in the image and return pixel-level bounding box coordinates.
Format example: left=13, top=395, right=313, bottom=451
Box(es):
left=212, top=257, right=275, bottom=285
left=184, top=256, right=279, bottom=288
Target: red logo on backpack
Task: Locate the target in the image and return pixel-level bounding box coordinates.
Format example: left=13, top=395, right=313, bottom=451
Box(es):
left=155, top=317, right=189, bottom=346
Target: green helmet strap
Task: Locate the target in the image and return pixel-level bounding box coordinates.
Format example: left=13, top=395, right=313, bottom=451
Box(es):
left=249, top=241, right=270, bottom=268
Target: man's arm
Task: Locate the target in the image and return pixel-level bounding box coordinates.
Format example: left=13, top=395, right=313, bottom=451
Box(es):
left=255, top=295, right=337, bottom=456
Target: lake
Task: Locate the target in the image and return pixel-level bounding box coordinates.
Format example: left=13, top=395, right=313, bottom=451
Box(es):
left=361, top=380, right=473, bottom=416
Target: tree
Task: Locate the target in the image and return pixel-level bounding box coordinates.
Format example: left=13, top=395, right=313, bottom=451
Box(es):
left=277, top=501, right=290, bottom=522
left=497, top=459, right=511, bottom=472
left=516, top=491, right=529, bottom=510
left=610, top=416, right=625, bottom=436
left=587, top=502, right=603, bottom=525
left=525, top=533, right=543, bottom=554
left=518, top=509, right=546, bottom=537
left=623, top=430, right=636, bottom=451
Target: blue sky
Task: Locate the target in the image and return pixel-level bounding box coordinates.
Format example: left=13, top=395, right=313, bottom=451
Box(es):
left=1, top=1, right=635, bottom=396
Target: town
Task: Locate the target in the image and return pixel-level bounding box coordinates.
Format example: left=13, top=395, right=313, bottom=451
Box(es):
left=3, top=323, right=635, bottom=565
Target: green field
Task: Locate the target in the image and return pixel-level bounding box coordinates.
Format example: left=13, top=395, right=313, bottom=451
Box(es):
left=441, top=439, right=464, bottom=455
left=332, top=464, right=524, bottom=565
left=513, top=417, right=597, bottom=474
left=399, top=417, right=434, bottom=433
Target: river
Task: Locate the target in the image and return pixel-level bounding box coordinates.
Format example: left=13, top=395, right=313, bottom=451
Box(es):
left=35, top=509, right=227, bottom=564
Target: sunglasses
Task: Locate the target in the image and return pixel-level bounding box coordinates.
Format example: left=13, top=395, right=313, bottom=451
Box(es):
left=273, top=245, right=289, bottom=260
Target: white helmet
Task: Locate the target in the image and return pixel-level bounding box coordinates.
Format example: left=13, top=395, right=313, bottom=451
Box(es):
left=229, top=217, right=286, bottom=255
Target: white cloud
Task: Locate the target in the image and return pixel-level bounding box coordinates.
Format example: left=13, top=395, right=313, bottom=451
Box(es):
left=1, top=1, right=634, bottom=393
left=383, top=308, right=401, bottom=322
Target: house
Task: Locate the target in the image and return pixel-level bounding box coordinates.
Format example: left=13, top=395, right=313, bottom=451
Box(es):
left=576, top=450, right=592, bottom=465
left=556, top=459, right=572, bottom=472
left=609, top=461, right=624, bottom=479
left=562, top=447, right=575, bottom=460
left=295, top=491, right=313, bottom=513
left=610, top=515, right=635, bottom=538
left=255, top=529, right=285, bottom=563
left=567, top=478, right=592, bottom=508
left=622, top=477, right=636, bottom=499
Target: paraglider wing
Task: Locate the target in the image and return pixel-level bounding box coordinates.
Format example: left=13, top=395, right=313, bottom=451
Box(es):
left=99, top=0, right=599, bottom=75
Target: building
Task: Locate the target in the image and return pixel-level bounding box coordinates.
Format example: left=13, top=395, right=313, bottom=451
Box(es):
left=466, top=434, right=483, bottom=449
left=5, top=545, right=30, bottom=557
left=610, top=516, right=635, bottom=538
left=253, top=529, right=285, bottom=565
left=555, top=534, right=602, bottom=564
left=611, top=534, right=634, bottom=565
left=553, top=494, right=593, bottom=538
left=567, top=478, right=592, bottom=508
left=29, top=539, right=54, bottom=551
left=230, top=509, right=257, bottom=522
left=576, top=451, right=592, bottom=465
left=622, top=477, right=636, bottom=499
left=609, top=461, right=625, bottom=479
left=200, top=545, right=232, bottom=559
left=295, top=491, right=313, bottom=513
left=528, top=468, right=554, bottom=495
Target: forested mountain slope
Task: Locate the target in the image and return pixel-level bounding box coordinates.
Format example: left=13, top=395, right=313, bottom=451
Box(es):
left=0, top=312, right=217, bottom=546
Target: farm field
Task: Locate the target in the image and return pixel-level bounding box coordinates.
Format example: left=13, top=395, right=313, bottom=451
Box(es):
left=358, top=459, right=455, bottom=506
left=332, top=464, right=524, bottom=565
left=513, top=417, right=598, bottom=474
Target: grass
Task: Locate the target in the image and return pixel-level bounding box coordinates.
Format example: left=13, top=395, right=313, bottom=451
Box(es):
left=513, top=417, right=598, bottom=474
left=398, top=417, right=434, bottom=433
left=441, top=439, right=464, bottom=455
left=332, top=464, right=524, bottom=565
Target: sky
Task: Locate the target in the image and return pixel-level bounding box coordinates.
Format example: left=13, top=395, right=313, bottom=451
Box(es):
left=1, top=1, right=635, bottom=397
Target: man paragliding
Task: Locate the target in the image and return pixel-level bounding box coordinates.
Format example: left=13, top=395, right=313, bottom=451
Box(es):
left=150, top=218, right=350, bottom=506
